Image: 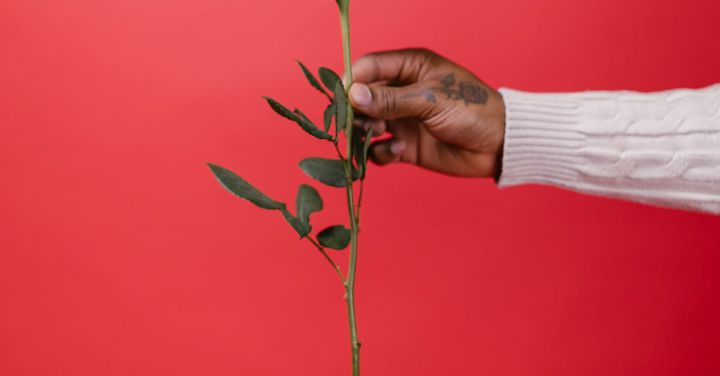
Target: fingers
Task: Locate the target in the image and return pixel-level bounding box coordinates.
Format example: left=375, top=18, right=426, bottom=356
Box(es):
left=350, top=49, right=435, bottom=85
left=349, top=82, right=435, bottom=120
left=353, top=116, right=386, bottom=134
left=367, top=118, right=419, bottom=166
left=368, top=139, right=407, bottom=166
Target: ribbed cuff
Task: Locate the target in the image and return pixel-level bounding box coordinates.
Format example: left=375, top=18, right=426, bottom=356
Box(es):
left=496, top=88, right=586, bottom=189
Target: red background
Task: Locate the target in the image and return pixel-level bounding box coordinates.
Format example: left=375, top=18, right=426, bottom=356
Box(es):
left=2, top=0, right=720, bottom=375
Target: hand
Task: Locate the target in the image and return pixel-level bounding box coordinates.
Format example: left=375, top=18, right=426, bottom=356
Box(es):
left=348, top=49, right=506, bottom=178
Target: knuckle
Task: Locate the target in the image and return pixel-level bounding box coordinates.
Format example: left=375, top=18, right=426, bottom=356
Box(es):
left=409, top=48, right=439, bottom=71
left=417, top=48, right=440, bottom=63
left=409, top=47, right=435, bottom=57
left=378, top=89, right=398, bottom=115
left=355, top=53, right=381, bottom=81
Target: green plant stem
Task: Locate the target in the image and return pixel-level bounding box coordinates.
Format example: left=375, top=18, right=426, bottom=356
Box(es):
left=307, top=237, right=345, bottom=283
left=355, top=180, right=365, bottom=223
left=334, top=142, right=346, bottom=162
left=339, top=5, right=361, bottom=376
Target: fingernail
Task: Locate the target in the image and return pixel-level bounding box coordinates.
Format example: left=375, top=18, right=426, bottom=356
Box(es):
left=350, top=83, right=372, bottom=106
left=390, top=140, right=406, bottom=155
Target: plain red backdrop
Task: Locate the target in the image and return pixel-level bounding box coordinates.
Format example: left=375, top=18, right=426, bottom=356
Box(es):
left=2, top=0, right=720, bottom=375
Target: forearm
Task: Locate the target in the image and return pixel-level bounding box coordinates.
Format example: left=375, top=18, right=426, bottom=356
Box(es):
left=497, top=84, right=720, bottom=215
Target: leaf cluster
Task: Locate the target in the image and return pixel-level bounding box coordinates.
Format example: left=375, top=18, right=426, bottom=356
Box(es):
left=208, top=61, right=372, bottom=251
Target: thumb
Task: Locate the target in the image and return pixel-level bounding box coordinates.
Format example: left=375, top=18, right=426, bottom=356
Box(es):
left=349, top=82, right=435, bottom=120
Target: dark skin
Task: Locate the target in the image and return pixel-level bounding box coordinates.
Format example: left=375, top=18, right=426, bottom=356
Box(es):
left=348, top=48, right=506, bottom=178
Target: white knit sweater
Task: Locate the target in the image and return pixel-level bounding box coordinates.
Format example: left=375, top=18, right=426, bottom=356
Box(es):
left=497, top=84, right=720, bottom=215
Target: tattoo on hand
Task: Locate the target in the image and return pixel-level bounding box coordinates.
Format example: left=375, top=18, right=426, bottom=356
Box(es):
left=403, top=73, right=489, bottom=105
left=439, top=74, right=489, bottom=105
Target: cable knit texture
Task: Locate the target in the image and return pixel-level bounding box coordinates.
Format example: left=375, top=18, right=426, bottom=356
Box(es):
left=497, top=84, right=720, bottom=215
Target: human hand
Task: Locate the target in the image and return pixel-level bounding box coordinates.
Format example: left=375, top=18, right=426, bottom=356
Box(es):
left=348, top=49, right=506, bottom=178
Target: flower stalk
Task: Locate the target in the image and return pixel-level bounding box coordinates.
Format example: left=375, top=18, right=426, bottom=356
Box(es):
left=337, top=2, right=362, bottom=375
left=208, top=1, right=368, bottom=375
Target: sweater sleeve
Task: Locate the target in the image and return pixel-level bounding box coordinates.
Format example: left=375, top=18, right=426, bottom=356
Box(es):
left=497, top=84, right=720, bottom=215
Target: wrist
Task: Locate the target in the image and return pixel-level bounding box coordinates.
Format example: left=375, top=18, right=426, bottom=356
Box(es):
left=491, top=92, right=507, bottom=180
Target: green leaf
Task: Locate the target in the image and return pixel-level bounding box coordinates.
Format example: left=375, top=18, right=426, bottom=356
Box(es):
left=207, top=163, right=285, bottom=210
left=299, top=158, right=354, bottom=188
left=263, top=96, right=297, bottom=122
left=352, top=128, right=364, bottom=172
left=281, top=207, right=311, bottom=238
left=362, top=128, right=373, bottom=179
left=296, top=60, right=328, bottom=97
left=333, top=81, right=348, bottom=135
left=296, top=184, right=323, bottom=226
left=319, top=67, right=342, bottom=92
left=363, top=128, right=374, bottom=155
left=351, top=128, right=373, bottom=180
left=263, top=97, right=333, bottom=141
left=294, top=108, right=313, bottom=124
left=208, top=163, right=316, bottom=239
left=294, top=109, right=334, bottom=141
left=317, top=225, right=351, bottom=250
left=323, top=103, right=335, bottom=133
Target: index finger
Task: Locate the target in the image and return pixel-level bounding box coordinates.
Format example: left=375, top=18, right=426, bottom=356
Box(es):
left=349, top=49, right=435, bottom=85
